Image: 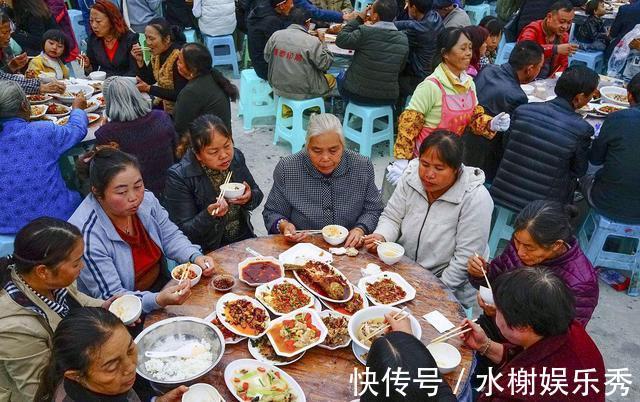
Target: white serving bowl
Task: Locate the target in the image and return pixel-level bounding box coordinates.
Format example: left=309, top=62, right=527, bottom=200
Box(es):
left=377, top=242, right=405, bottom=265
left=600, top=86, right=629, bottom=106
left=520, top=84, right=534, bottom=95
left=427, top=342, right=462, bottom=374
left=109, top=294, right=142, bottom=325
left=171, top=263, right=202, bottom=287
left=349, top=305, right=422, bottom=352
left=479, top=286, right=495, bottom=306
left=182, top=383, right=224, bottom=402
left=322, top=224, right=349, bottom=245
left=220, top=182, right=245, bottom=199
left=89, top=71, right=107, bottom=81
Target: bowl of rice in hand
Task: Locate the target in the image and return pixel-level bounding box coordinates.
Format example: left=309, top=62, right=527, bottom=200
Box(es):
left=134, top=317, right=225, bottom=390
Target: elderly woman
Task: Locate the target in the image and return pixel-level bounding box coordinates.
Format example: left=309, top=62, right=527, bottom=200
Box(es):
left=68, top=148, right=215, bottom=313
left=364, top=130, right=493, bottom=308
left=131, top=18, right=187, bottom=115
left=164, top=115, right=263, bottom=253
left=34, top=308, right=187, bottom=401
left=174, top=43, right=238, bottom=135
left=263, top=113, right=384, bottom=248
left=79, top=0, right=139, bottom=77
left=95, top=76, right=176, bottom=197
left=0, top=81, right=86, bottom=235
left=462, top=268, right=606, bottom=401
left=0, top=218, right=106, bottom=401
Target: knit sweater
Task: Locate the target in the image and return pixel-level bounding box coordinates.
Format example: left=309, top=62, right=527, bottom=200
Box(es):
left=94, top=110, right=176, bottom=197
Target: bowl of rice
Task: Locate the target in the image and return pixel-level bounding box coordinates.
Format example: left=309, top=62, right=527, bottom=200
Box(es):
left=134, top=317, right=225, bottom=388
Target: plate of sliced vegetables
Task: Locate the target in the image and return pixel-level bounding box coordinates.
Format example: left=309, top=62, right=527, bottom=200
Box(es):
left=224, top=359, right=306, bottom=402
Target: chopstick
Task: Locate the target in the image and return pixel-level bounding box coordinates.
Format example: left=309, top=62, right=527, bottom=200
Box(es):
left=296, top=229, right=323, bottom=234
left=474, top=252, right=492, bottom=291
left=175, top=262, right=191, bottom=295
left=430, top=318, right=478, bottom=344
left=363, top=307, right=409, bottom=341
left=77, top=52, right=85, bottom=70
left=212, top=171, right=232, bottom=215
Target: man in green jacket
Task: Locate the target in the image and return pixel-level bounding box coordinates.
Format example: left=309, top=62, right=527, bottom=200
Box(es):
left=335, top=0, right=409, bottom=105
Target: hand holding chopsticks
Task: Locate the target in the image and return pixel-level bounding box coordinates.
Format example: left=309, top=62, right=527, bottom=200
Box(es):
left=364, top=307, right=411, bottom=341
left=210, top=172, right=232, bottom=216
left=430, top=318, right=478, bottom=344
left=474, top=252, right=492, bottom=291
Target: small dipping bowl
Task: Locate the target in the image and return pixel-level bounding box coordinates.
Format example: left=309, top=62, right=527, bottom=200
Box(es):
left=377, top=242, right=405, bottom=265
left=427, top=342, right=462, bottom=374
left=109, top=294, right=142, bottom=325
left=322, top=224, right=349, bottom=245
left=171, top=263, right=203, bottom=287
left=220, top=182, right=245, bottom=199
left=210, top=274, right=235, bottom=292
left=182, top=383, right=224, bottom=402
left=89, top=71, right=107, bottom=81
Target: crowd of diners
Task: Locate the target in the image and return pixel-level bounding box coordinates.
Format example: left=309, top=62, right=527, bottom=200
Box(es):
left=1, top=0, right=639, bottom=399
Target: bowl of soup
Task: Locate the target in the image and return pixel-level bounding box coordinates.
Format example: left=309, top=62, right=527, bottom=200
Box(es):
left=377, top=242, right=405, bottom=265
left=322, top=225, right=348, bottom=245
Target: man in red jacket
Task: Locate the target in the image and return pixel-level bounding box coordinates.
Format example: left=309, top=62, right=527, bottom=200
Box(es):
left=517, top=0, right=579, bottom=78
left=462, top=268, right=606, bottom=401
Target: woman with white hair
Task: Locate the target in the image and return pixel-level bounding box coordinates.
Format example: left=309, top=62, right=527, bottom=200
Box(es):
left=94, top=76, right=176, bottom=197
left=0, top=80, right=87, bottom=235
left=262, top=113, right=384, bottom=247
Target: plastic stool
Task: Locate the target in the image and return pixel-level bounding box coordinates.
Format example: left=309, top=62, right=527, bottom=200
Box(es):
left=354, top=0, right=373, bottom=11
left=465, top=3, right=490, bottom=25
left=238, top=69, right=276, bottom=130
left=203, top=34, right=239, bottom=78
left=488, top=205, right=517, bottom=258
left=568, top=23, right=605, bottom=73
left=342, top=102, right=394, bottom=158
left=184, top=29, right=198, bottom=43
left=68, top=10, right=87, bottom=51
left=578, top=210, right=639, bottom=277
left=494, top=37, right=515, bottom=65
left=274, top=97, right=325, bottom=153
left=0, top=234, right=14, bottom=258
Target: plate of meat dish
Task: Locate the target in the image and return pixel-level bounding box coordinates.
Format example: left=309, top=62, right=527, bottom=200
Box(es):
left=595, top=103, right=626, bottom=116
left=321, top=285, right=369, bottom=316
left=216, top=293, right=271, bottom=339
left=27, top=94, right=52, bottom=104
left=358, top=271, right=416, bottom=307
left=255, top=277, right=315, bottom=316
left=84, top=100, right=100, bottom=113
left=265, top=309, right=327, bottom=357
left=293, top=260, right=353, bottom=303
left=55, top=116, right=70, bottom=126
left=46, top=103, right=71, bottom=117
left=30, top=104, right=47, bottom=119
left=203, top=311, right=246, bottom=344
left=318, top=310, right=351, bottom=350
left=247, top=335, right=306, bottom=366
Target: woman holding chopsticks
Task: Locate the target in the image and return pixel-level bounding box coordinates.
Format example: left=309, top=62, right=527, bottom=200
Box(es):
left=164, top=114, right=263, bottom=254
left=67, top=147, right=215, bottom=315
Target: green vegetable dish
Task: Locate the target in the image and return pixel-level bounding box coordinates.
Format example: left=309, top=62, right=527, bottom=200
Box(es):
left=231, top=367, right=297, bottom=401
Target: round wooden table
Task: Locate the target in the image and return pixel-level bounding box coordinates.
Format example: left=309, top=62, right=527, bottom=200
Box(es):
left=145, top=235, right=473, bottom=401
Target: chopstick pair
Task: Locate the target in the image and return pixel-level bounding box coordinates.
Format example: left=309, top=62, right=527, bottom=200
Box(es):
left=212, top=171, right=232, bottom=215
left=77, top=52, right=85, bottom=70
left=363, top=307, right=410, bottom=341
left=430, top=318, right=478, bottom=344
left=175, top=262, right=192, bottom=295
left=296, top=229, right=323, bottom=234
left=474, top=252, right=492, bottom=291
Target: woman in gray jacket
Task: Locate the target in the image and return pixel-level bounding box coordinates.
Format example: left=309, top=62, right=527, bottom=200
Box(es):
left=364, top=130, right=493, bottom=308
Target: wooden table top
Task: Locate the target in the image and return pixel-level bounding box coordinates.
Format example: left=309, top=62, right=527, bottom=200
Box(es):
left=145, top=235, right=473, bottom=401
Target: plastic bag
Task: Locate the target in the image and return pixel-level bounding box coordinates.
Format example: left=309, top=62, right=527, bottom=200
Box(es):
left=607, top=23, right=640, bottom=78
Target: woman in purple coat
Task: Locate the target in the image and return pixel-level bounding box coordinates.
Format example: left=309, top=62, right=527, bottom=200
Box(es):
left=468, top=200, right=599, bottom=340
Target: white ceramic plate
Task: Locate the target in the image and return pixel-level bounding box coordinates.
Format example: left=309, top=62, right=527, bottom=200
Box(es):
left=216, top=293, right=270, bottom=339
left=237, top=256, right=285, bottom=287
left=30, top=104, right=47, bottom=119
left=278, top=242, right=333, bottom=265
left=318, top=310, right=351, bottom=350
left=321, top=285, right=369, bottom=316
left=203, top=311, right=247, bottom=345
left=265, top=309, right=328, bottom=357
left=247, top=336, right=306, bottom=366
left=90, top=93, right=105, bottom=108
left=45, top=103, right=71, bottom=117
left=348, top=305, right=422, bottom=352
left=293, top=261, right=354, bottom=303
left=27, top=94, right=52, bottom=104
left=84, top=99, right=100, bottom=113
left=255, top=277, right=315, bottom=316
left=87, top=112, right=101, bottom=125
left=352, top=341, right=368, bottom=365
left=224, top=359, right=306, bottom=402
left=595, top=102, right=627, bottom=116
left=358, top=271, right=416, bottom=307
left=51, top=84, right=94, bottom=103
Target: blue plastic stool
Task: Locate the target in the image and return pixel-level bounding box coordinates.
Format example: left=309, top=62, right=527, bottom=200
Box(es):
left=274, top=97, right=325, bottom=153
left=342, top=102, right=394, bottom=158
left=465, top=3, right=490, bottom=25
left=239, top=69, right=276, bottom=130
left=68, top=10, right=87, bottom=51
left=567, top=24, right=604, bottom=73
left=494, top=36, right=515, bottom=65
left=488, top=205, right=517, bottom=258
left=578, top=210, right=640, bottom=293
left=0, top=234, right=14, bottom=258
left=184, top=29, right=198, bottom=43
left=354, top=0, right=373, bottom=11
left=203, top=34, right=239, bottom=78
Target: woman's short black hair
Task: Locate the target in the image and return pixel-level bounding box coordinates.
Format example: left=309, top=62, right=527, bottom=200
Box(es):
left=147, top=17, right=186, bottom=44
left=77, top=146, right=141, bottom=198
left=479, top=15, right=503, bottom=36
left=361, top=331, right=441, bottom=402
left=494, top=268, right=576, bottom=337
left=418, top=130, right=464, bottom=170
left=585, top=0, right=604, bottom=15
left=554, top=64, right=599, bottom=102
left=41, top=29, right=72, bottom=60
left=513, top=200, right=576, bottom=248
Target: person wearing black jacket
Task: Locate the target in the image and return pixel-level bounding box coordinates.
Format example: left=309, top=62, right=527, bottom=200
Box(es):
left=9, top=0, right=58, bottom=56
left=164, top=115, right=263, bottom=254
left=490, top=65, right=598, bottom=213
left=247, top=0, right=293, bottom=79
left=462, top=40, right=543, bottom=181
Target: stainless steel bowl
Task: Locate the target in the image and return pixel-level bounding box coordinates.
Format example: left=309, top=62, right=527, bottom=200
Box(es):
left=134, top=317, right=225, bottom=386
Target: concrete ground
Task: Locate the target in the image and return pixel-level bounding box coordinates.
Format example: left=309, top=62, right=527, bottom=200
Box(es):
left=226, top=80, right=640, bottom=400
